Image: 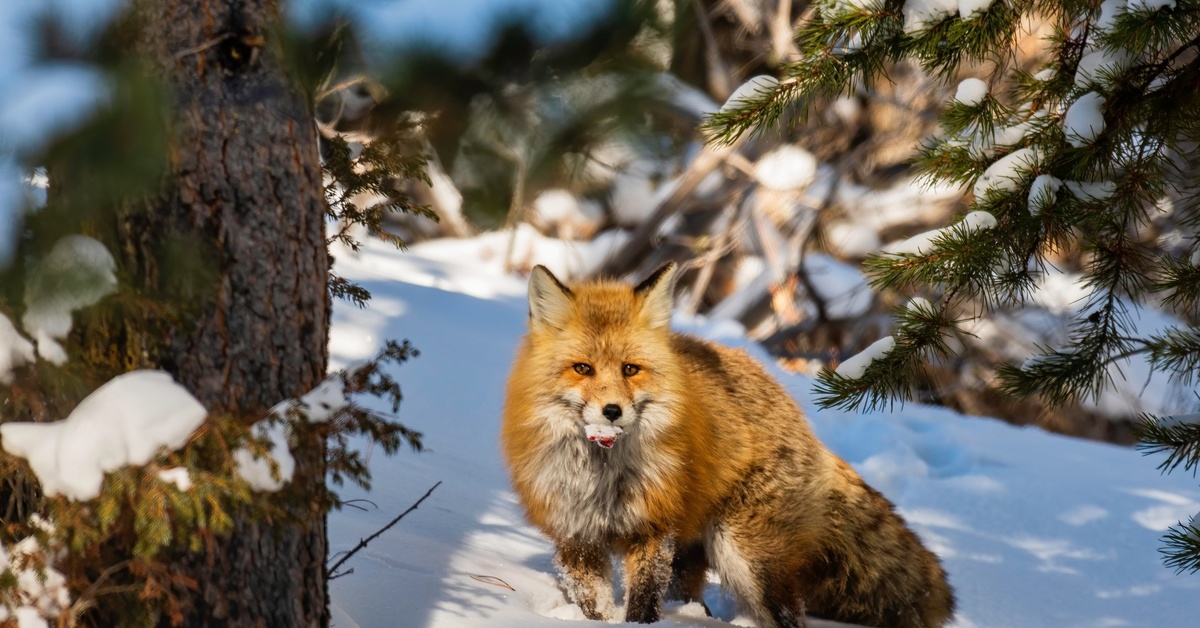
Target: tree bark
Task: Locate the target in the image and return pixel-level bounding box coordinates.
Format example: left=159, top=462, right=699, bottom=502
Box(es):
left=129, top=0, right=329, bottom=624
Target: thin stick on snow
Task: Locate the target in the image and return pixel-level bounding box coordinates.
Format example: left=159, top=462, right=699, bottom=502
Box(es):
left=327, top=481, right=442, bottom=580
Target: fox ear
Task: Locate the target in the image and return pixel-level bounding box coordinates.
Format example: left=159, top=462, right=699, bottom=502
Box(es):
left=528, top=265, right=573, bottom=331
left=634, top=262, right=677, bottom=329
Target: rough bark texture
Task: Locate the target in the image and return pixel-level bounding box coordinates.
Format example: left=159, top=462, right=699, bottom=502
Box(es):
left=131, top=0, right=329, bottom=624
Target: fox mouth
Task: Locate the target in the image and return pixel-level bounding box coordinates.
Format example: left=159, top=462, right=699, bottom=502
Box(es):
left=584, top=424, right=624, bottom=449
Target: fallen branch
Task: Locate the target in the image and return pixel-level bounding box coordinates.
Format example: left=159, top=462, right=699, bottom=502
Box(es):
left=327, top=481, right=443, bottom=580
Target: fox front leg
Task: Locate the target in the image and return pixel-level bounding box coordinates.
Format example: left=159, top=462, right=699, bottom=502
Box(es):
left=555, top=541, right=613, bottom=620
left=623, top=535, right=675, bottom=623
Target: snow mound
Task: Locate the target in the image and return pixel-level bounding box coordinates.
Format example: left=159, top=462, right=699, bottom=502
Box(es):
left=0, top=370, right=207, bottom=501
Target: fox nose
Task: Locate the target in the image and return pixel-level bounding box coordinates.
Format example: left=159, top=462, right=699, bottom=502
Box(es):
left=602, top=404, right=622, bottom=422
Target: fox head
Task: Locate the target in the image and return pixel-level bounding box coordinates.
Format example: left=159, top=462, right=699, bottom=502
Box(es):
left=522, top=263, right=679, bottom=447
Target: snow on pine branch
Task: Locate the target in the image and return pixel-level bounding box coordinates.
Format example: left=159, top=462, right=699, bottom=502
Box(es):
left=0, top=529, right=71, bottom=626
left=234, top=373, right=349, bottom=491
left=0, top=370, right=206, bottom=501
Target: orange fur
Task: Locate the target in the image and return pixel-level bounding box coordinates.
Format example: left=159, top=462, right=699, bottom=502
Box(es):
left=501, top=264, right=954, bottom=627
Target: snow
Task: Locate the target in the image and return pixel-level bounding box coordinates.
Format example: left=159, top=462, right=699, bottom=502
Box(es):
left=907, top=295, right=936, bottom=314
left=1075, top=49, right=1135, bottom=87
left=1127, top=0, right=1176, bottom=10
left=719, top=75, right=779, bottom=113
left=1096, top=0, right=1127, bottom=31
left=0, top=370, right=206, bottom=501
left=825, top=221, right=881, bottom=258
left=0, top=313, right=36, bottom=384
left=1064, top=179, right=1116, bottom=202
left=1033, top=67, right=1056, bottom=82
left=401, top=223, right=628, bottom=282
left=0, top=532, right=71, bottom=625
left=957, top=0, right=995, bottom=18
left=157, top=467, right=192, bottom=491
left=961, top=210, right=997, bottom=231
left=584, top=423, right=623, bottom=449
left=323, top=236, right=1200, bottom=627
left=530, top=189, right=603, bottom=240
left=835, top=335, right=896, bottom=379
left=804, top=253, right=873, bottom=320
left=885, top=211, right=995, bottom=256
left=902, top=0, right=958, bottom=34
left=954, top=78, right=988, bottom=106
left=21, top=235, right=117, bottom=365
left=1063, top=92, right=1106, bottom=148
left=973, top=148, right=1040, bottom=200
left=753, top=145, right=818, bottom=191
left=287, top=375, right=347, bottom=423
left=1028, top=174, right=1063, bottom=215
left=234, top=420, right=295, bottom=492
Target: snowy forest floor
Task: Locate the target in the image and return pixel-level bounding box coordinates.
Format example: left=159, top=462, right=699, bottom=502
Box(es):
left=325, top=235, right=1200, bottom=628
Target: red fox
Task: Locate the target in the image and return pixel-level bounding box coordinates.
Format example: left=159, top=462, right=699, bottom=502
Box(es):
left=501, top=263, right=954, bottom=627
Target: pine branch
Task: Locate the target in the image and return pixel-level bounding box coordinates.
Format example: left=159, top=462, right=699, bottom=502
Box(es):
left=1134, top=414, right=1200, bottom=476
left=813, top=300, right=958, bottom=412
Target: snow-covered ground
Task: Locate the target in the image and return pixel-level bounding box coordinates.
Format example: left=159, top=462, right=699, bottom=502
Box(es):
left=326, top=235, right=1200, bottom=627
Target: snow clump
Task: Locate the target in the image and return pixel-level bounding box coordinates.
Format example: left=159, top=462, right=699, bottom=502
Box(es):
left=234, top=420, right=295, bottom=492
left=1028, top=174, right=1063, bottom=215
left=236, top=374, right=349, bottom=491
left=1063, top=92, right=1106, bottom=147
left=0, top=370, right=207, bottom=501
left=157, top=467, right=192, bottom=491
left=907, top=297, right=934, bottom=315
left=886, top=211, right=996, bottom=255
left=958, top=0, right=996, bottom=18
left=0, top=313, right=36, bottom=384
left=1074, top=49, right=1135, bottom=87
left=954, top=78, right=988, bottom=106
left=720, top=75, right=778, bottom=113
left=903, top=0, right=958, bottom=33
left=973, top=148, right=1040, bottom=200
left=835, top=336, right=896, bottom=379
left=1127, top=0, right=1177, bottom=11
left=21, top=235, right=117, bottom=365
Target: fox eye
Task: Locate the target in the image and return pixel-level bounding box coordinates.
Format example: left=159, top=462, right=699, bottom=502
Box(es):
left=573, top=363, right=593, bottom=376
left=622, top=364, right=641, bottom=377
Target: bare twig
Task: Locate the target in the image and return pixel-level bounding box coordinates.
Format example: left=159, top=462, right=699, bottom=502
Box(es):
left=327, top=481, right=443, bottom=579
left=469, top=574, right=516, bottom=591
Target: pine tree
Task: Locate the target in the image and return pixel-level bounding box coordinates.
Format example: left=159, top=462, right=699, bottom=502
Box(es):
left=705, top=0, right=1200, bottom=573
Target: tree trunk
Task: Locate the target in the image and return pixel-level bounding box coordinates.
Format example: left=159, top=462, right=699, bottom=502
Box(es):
left=129, top=0, right=329, bottom=624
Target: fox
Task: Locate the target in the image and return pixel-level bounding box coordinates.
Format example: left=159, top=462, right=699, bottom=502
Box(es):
left=500, top=262, right=955, bottom=628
